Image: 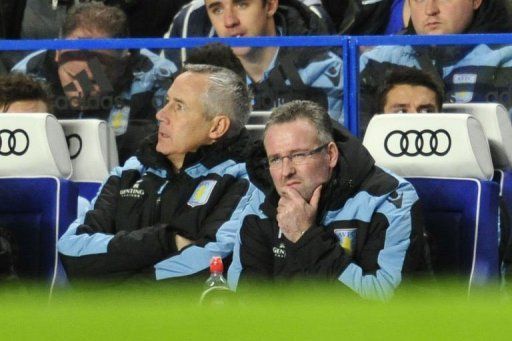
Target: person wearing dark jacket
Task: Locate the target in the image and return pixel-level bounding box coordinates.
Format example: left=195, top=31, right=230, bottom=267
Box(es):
left=227, top=100, right=429, bottom=300
left=11, top=3, right=177, bottom=163
left=57, top=64, right=255, bottom=282
left=165, top=0, right=343, bottom=123
left=358, top=0, right=512, bottom=135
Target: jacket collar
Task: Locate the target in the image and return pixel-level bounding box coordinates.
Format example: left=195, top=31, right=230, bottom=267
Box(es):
left=136, top=128, right=251, bottom=175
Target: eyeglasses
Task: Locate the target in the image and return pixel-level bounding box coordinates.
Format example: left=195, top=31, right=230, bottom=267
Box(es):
left=267, top=143, right=329, bottom=169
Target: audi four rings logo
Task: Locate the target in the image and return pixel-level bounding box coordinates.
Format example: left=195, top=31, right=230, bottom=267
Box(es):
left=384, top=129, right=451, bottom=157
left=66, top=134, right=83, bottom=159
left=0, top=129, right=30, bottom=156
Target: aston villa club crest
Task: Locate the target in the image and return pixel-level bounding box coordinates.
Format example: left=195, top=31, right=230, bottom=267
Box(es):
left=187, top=180, right=217, bottom=207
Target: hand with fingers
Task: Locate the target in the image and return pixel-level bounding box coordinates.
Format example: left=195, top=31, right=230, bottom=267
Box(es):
left=277, top=185, right=322, bottom=243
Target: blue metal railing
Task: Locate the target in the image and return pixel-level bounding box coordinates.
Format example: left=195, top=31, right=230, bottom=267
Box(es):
left=3, top=33, right=512, bottom=136
left=346, top=33, right=512, bottom=135
left=0, top=36, right=344, bottom=50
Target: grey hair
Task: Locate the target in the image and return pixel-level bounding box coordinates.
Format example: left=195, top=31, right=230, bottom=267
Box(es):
left=264, top=100, right=334, bottom=144
left=182, top=64, right=252, bottom=134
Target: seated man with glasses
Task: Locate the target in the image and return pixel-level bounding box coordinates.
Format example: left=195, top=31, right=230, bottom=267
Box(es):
left=227, top=100, right=429, bottom=301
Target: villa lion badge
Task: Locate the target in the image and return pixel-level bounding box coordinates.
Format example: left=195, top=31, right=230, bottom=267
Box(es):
left=188, top=180, right=217, bottom=207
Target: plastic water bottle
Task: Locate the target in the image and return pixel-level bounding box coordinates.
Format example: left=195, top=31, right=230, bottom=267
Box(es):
left=205, top=256, right=227, bottom=288
left=199, top=256, right=231, bottom=304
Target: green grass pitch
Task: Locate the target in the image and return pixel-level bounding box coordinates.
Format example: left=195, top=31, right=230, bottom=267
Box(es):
left=1, top=281, right=511, bottom=340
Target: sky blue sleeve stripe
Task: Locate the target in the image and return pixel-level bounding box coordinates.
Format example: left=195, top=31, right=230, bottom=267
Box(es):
left=328, top=170, right=418, bottom=224
left=185, top=160, right=243, bottom=179
left=153, top=222, right=237, bottom=280
left=228, top=190, right=267, bottom=289
left=339, top=234, right=411, bottom=300
left=57, top=229, right=114, bottom=256
left=324, top=191, right=378, bottom=224
left=11, top=50, right=46, bottom=72
left=359, top=45, right=420, bottom=71
left=57, top=207, right=114, bottom=256
left=130, top=49, right=177, bottom=95
left=154, top=245, right=225, bottom=280
left=57, top=157, right=144, bottom=256
left=338, top=182, right=416, bottom=301
left=298, top=50, right=343, bottom=122
left=154, top=180, right=256, bottom=280
left=227, top=233, right=243, bottom=290
left=448, top=44, right=512, bottom=68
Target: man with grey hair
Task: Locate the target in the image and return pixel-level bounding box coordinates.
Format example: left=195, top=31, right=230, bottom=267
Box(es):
left=184, top=63, right=251, bottom=137
left=227, top=100, right=429, bottom=300
left=58, top=64, right=256, bottom=282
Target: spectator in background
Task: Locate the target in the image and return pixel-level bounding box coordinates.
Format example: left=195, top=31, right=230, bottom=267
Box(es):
left=227, top=100, right=429, bottom=300
left=57, top=64, right=255, bottom=283
left=405, top=0, right=511, bottom=35
left=2, top=0, right=191, bottom=40
left=165, top=0, right=332, bottom=42
left=376, top=68, right=443, bottom=114
left=0, top=73, right=52, bottom=113
left=166, top=0, right=343, bottom=124
left=11, top=3, right=176, bottom=163
left=185, top=42, right=246, bottom=79
left=1, top=0, right=190, bottom=71
left=358, top=0, right=512, bottom=134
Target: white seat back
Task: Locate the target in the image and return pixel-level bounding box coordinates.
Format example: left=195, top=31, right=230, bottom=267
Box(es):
left=59, top=119, right=119, bottom=182
left=443, top=102, right=512, bottom=170
left=0, top=113, right=72, bottom=178
left=362, top=113, right=494, bottom=180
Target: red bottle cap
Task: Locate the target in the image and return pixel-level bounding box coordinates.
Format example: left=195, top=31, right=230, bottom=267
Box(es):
left=210, top=256, right=223, bottom=273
